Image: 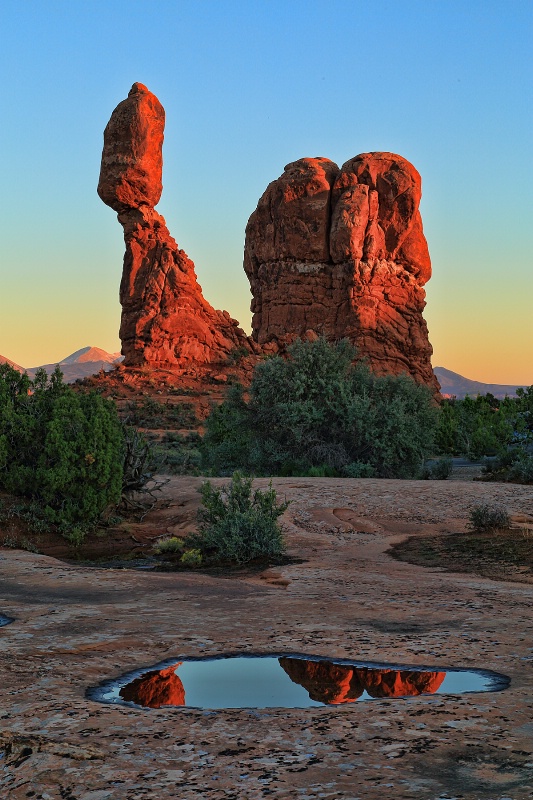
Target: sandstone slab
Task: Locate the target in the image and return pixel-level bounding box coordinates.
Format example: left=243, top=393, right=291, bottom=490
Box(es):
left=2, top=477, right=533, bottom=797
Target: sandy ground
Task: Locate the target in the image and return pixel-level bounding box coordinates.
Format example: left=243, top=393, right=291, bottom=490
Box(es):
left=1, top=477, right=533, bottom=800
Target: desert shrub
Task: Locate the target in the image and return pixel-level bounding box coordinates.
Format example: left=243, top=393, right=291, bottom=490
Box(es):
left=202, top=338, right=437, bottom=478
left=435, top=394, right=528, bottom=459
left=422, top=457, right=453, bottom=480
left=153, top=432, right=202, bottom=475
left=227, top=346, right=249, bottom=365
left=1, top=533, right=39, bottom=553
left=0, top=364, right=123, bottom=536
left=508, top=452, right=533, bottom=483
left=0, top=499, right=52, bottom=534
left=180, top=548, right=203, bottom=567
left=125, top=398, right=197, bottom=430
left=190, top=471, right=288, bottom=564
left=482, top=446, right=533, bottom=485
left=64, top=526, right=87, bottom=547
left=154, top=536, right=185, bottom=554
left=343, top=461, right=377, bottom=478
left=468, top=503, right=510, bottom=532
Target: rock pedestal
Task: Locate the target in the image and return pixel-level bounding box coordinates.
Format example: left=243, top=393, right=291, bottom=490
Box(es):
left=98, top=83, right=252, bottom=369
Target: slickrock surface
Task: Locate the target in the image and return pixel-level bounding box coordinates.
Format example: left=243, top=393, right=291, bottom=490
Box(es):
left=2, top=478, right=533, bottom=798
left=98, top=83, right=253, bottom=370
left=245, top=153, right=439, bottom=392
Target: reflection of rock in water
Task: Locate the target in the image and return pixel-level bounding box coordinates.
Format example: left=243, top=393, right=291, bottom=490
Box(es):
left=279, top=658, right=445, bottom=703
left=358, top=667, right=445, bottom=697
left=119, top=663, right=185, bottom=707
left=278, top=658, right=364, bottom=703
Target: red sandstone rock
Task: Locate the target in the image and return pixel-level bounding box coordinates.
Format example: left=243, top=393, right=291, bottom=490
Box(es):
left=117, top=205, right=252, bottom=367
left=279, top=658, right=446, bottom=703
left=279, top=658, right=363, bottom=704
left=99, top=84, right=252, bottom=369
left=332, top=153, right=431, bottom=280
left=98, top=83, right=164, bottom=213
left=244, top=151, right=439, bottom=392
left=99, top=86, right=437, bottom=388
left=119, top=664, right=185, bottom=707
left=360, top=668, right=445, bottom=698
left=244, top=158, right=339, bottom=266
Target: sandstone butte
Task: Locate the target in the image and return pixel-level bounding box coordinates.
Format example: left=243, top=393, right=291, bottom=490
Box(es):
left=97, top=82, right=254, bottom=371
left=244, top=154, right=440, bottom=392
left=98, top=83, right=439, bottom=393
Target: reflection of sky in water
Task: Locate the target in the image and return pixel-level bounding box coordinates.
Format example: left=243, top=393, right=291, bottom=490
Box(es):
left=102, top=656, right=503, bottom=709
left=176, top=658, right=323, bottom=708
left=437, top=671, right=492, bottom=695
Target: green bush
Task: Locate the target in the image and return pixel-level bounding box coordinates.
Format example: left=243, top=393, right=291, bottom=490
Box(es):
left=343, top=461, right=377, bottom=478
left=305, top=464, right=339, bottom=478
left=508, top=452, right=533, bottom=483
left=422, top=457, right=453, bottom=480
left=482, top=447, right=533, bottom=485
left=435, top=393, right=529, bottom=460
left=153, top=432, right=202, bottom=475
left=125, top=398, right=197, bottom=430
left=468, top=503, right=510, bottom=532
left=0, top=364, right=123, bottom=537
left=202, top=338, right=437, bottom=478
left=191, top=472, right=289, bottom=565
left=180, top=548, right=203, bottom=567
left=200, top=384, right=254, bottom=476
left=154, top=536, right=185, bottom=554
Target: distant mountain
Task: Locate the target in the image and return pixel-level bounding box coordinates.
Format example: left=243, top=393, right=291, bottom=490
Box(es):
left=0, top=354, right=24, bottom=372
left=434, top=367, right=525, bottom=399
left=24, top=347, right=123, bottom=383
left=58, top=346, right=122, bottom=366
left=2, top=350, right=528, bottom=395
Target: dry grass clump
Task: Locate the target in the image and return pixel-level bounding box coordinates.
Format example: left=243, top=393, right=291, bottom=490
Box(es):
left=468, top=503, right=510, bottom=532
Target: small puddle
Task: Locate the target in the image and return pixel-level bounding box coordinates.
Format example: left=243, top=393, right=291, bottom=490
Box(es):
left=88, top=654, right=509, bottom=709
left=0, top=615, right=14, bottom=627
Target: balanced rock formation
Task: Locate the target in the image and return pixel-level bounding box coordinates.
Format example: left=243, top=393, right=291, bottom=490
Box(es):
left=244, top=153, right=439, bottom=391
left=279, top=657, right=446, bottom=704
left=98, top=83, right=252, bottom=369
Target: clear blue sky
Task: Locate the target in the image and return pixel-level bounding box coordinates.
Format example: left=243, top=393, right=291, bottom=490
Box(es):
left=0, top=0, right=531, bottom=382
